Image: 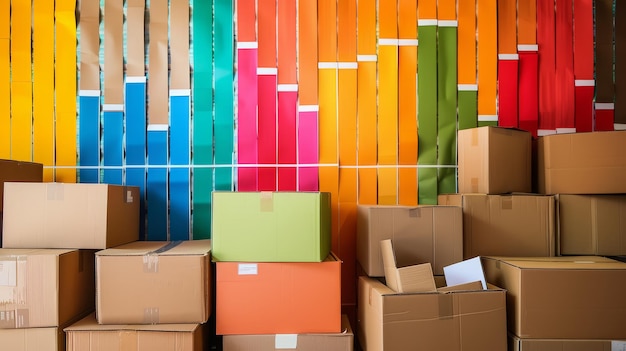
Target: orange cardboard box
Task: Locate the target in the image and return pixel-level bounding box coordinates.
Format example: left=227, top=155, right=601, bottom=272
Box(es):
left=216, top=254, right=341, bottom=335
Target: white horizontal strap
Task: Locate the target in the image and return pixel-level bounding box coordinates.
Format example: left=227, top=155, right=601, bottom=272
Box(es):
left=338, top=62, right=358, bottom=69
left=418, top=19, right=438, bottom=26
left=595, top=103, right=615, bottom=110
left=556, top=128, right=576, bottom=134
left=103, top=104, right=124, bottom=112
left=378, top=38, right=398, bottom=46
left=318, top=62, right=338, bottom=69
left=537, top=129, right=557, bottom=136
left=237, top=42, right=258, bottom=49
left=438, top=20, right=458, bottom=27
left=126, top=76, right=147, bottom=83
left=615, top=123, right=626, bottom=130
left=575, top=79, right=595, bottom=87
left=170, top=89, right=191, bottom=96
left=498, top=54, right=519, bottom=60
left=257, top=67, right=278, bottom=75
left=477, top=115, right=498, bottom=122
left=147, top=124, right=169, bottom=132
left=518, top=44, right=539, bottom=52
left=79, top=90, right=100, bottom=97
left=398, top=39, right=419, bottom=46
left=298, top=105, right=319, bottom=113
left=458, top=84, right=478, bottom=91
left=357, top=55, right=377, bottom=62
left=277, top=84, right=298, bottom=92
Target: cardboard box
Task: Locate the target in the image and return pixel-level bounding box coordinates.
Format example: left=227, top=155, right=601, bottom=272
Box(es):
left=557, top=194, right=626, bottom=256
left=65, top=313, right=205, bottom=351
left=0, top=159, right=43, bottom=210
left=482, top=256, right=626, bottom=339
left=0, top=249, right=95, bottom=328
left=438, top=194, right=555, bottom=258
left=458, top=126, right=531, bottom=194
left=537, top=130, right=626, bottom=194
left=380, top=239, right=436, bottom=293
left=357, top=276, right=507, bottom=351
left=509, top=334, right=626, bottom=351
left=0, top=327, right=64, bottom=351
left=212, top=191, right=331, bottom=262
left=0, top=160, right=43, bottom=247
left=2, top=182, right=139, bottom=249
left=222, top=315, right=353, bottom=351
left=216, top=254, right=341, bottom=335
left=357, top=205, right=462, bottom=276
left=96, top=240, right=211, bottom=324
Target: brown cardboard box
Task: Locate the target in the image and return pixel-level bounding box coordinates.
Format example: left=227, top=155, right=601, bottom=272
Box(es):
left=357, top=205, right=462, bottom=276
left=557, top=194, right=626, bottom=256
left=0, top=159, right=43, bottom=246
left=0, top=159, right=43, bottom=210
left=216, top=254, right=341, bottom=335
left=458, top=126, right=531, bottom=194
left=222, top=315, right=353, bottom=351
left=438, top=194, right=555, bottom=259
left=482, top=256, right=626, bottom=339
left=380, top=239, right=436, bottom=293
left=357, top=276, right=507, bottom=351
left=0, top=249, right=95, bottom=328
left=2, top=182, right=139, bottom=249
left=509, top=334, right=626, bottom=351
left=0, top=327, right=64, bottom=351
left=96, top=240, right=211, bottom=324
left=65, top=313, right=205, bottom=351
left=537, top=130, right=626, bottom=194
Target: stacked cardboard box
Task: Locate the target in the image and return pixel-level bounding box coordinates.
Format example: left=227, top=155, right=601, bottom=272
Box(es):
left=212, top=191, right=352, bottom=351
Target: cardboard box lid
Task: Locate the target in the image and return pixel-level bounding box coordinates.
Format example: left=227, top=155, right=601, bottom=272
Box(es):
left=96, top=240, right=211, bottom=257
left=380, top=239, right=436, bottom=293
left=485, top=256, right=626, bottom=270
left=65, top=313, right=199, bottom=333
left=509, top=334, right=626, bottom=351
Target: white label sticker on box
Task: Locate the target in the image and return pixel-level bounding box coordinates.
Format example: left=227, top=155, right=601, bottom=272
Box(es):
left=0, top=261, right=17, bottom=286
left=613, top=341, right=626, bottom=351
left=238, top=264, right=258, bottom=275
left=275, top=334, right=298, bottom=349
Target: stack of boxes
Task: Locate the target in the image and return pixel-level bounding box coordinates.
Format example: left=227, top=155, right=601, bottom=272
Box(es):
left=0, top=169, right=212, bottom=350
left=211, top=191, right=353, bottom=351
left=355, top=151, right=508, bottom=350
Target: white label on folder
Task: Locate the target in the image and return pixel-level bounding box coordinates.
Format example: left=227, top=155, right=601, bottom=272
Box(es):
left=275, top=334, right=298, bottom=349
left=612, top=341, right=626, bottom=351
left=0, top=261, right=17, bottom=286
left=238, top=264, right=258, bottom=275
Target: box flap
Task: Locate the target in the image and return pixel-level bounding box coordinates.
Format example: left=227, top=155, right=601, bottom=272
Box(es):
left=437, top=280, right=483, bottom=292
left=96, top=240, right=211, bottom=257
left=484, top=256, right=626, bottom=270
left=65, top=313, right=199, bottom=333
left=380, top=239, right=436, bottom=293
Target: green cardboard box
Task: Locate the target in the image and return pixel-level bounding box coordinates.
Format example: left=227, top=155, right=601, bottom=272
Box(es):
left=212, top=192, right=331, bottom=262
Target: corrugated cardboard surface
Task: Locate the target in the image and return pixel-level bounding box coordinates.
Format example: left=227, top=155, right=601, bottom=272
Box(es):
left=482, top=256, right=626, bottom=339
left=0, top=249, right=95, bottom=329
left=216, top=254, right=341, bottom=335
left=222, top=315, right=353, bottom=351
left=2, top=183, right=139, bottom=249
left=509, top=334, right=626, bottom=351
left=458, top=127, right=531, bottom=194
left=65, top=313, right=204, bottom=351
left=538, top=130, right=626, bottom=194
left=438, top=194, right=555, bottom=259
left=211, top=191, right=331, bottom=262
left=96, top=240, right=211, bottom=324
left=357, top=276, right=507, bottom=351
left=0, top=160, right=43, bottom=210
left=356, top=205, right=462, bottom=276
left=0, top=326, right=62, bottom=351
left=557, top=194, right=626, bottom=256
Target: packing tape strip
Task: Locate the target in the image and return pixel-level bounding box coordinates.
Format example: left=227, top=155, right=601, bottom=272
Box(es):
left=46, top=183, right=65, bottom=201
left=438, top=293, right=454, bottom=319
left=409, top=208, right=421, bottom=218
left=143, top=307, right=159, bottom=324
left=260, top=192, right=274, bottom=212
